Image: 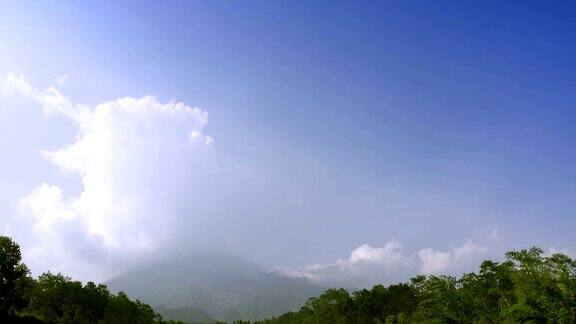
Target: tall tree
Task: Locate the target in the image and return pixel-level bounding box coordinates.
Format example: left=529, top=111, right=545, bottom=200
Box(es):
left=0, top=236, right=34, bottom=318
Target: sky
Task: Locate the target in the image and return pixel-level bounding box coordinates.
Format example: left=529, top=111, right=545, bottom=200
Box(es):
left=0, top=0, right=575, bottom=286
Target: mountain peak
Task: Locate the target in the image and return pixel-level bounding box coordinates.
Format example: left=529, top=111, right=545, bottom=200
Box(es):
left=106, top=251, right=323, bottom=322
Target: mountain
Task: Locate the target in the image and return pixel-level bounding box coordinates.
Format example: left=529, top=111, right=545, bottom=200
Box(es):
left=106, top=251, right=323, bottom=322
left=154, top=305, right=217, bottom=324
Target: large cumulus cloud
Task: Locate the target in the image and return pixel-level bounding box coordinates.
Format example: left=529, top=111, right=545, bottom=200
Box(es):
left=4, top=74, right=218, bottom=280
left=0, top=74, right=514, bottom=287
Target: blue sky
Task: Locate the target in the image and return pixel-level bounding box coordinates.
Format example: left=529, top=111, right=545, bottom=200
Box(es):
left=0, top=1, right=575, bottom=283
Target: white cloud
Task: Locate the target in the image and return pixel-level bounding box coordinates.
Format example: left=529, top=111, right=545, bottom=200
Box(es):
left=276, top=241, right=414, bottom=287
left=350, top=241, right=405, bottom=263
left=4, top=74, right=218, bottom=280
left=56, top=75, right=70, bottom=86
left=418, top=241, right=487, bottom=274
left=547, top=246, right=574, bottom=258
left=1, top=74, right=538, bottom=287
left=488, top=228, right=499, bottom=243
left=3, top=73, right=86, bottom=119
left=278, top=240, right=489, bottom=287
left=3, top=73, right=34, bottom=97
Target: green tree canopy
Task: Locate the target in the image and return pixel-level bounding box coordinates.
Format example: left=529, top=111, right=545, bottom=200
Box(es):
left=0, top=236, right=172, bottom=323
left=0, top=235, right=34, bottom=317
left=259, top=247, right=576, bottom=324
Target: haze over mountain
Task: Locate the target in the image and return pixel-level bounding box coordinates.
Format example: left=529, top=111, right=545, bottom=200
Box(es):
left=1, top=1, right=575, bottom=312
left=106, top=251, right=324, bottom=322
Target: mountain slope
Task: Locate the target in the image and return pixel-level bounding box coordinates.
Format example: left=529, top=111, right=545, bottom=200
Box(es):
left=155, top=305, right=217, bottom=324
left=106, top=251, right=323, bottom=322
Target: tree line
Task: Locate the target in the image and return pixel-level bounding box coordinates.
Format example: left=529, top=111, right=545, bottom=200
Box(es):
left=0, top=235, right=182, bottom=323
left=3, top=233, right=575, bottom=323
left=244, top=246, right=575, bottom=323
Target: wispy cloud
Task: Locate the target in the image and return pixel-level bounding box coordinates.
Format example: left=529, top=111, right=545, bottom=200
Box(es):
left=55, top=74, right=70, bottom=86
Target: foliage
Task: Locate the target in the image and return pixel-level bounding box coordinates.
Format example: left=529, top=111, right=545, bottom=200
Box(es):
left=0, top=235, right=34, bottom=317
left=0, top=235, right=172, bottom=323
left=2, top=234, right=575, bottom=323
left=253, top=247, right=576, bottom=324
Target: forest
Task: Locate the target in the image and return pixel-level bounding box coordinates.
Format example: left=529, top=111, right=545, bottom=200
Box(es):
left=1, top=234, right=575, bottom=323
left=255, top=248, right=576, bottom=323
left=0, top=235, right=179, bottom=323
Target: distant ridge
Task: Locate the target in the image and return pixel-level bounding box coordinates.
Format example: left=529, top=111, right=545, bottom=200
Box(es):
left=106, top=251, right=323, bottom=322
left=154, top=305, right=217, bottom=324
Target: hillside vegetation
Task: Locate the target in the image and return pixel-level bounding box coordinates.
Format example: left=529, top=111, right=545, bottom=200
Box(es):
left=105, top=251, right=323, bottom=322
left=0, top=235, right=176, bottom=323
left=2, top=234, right=575, bottom=323
left=253, top=247, right=576, bottom=323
